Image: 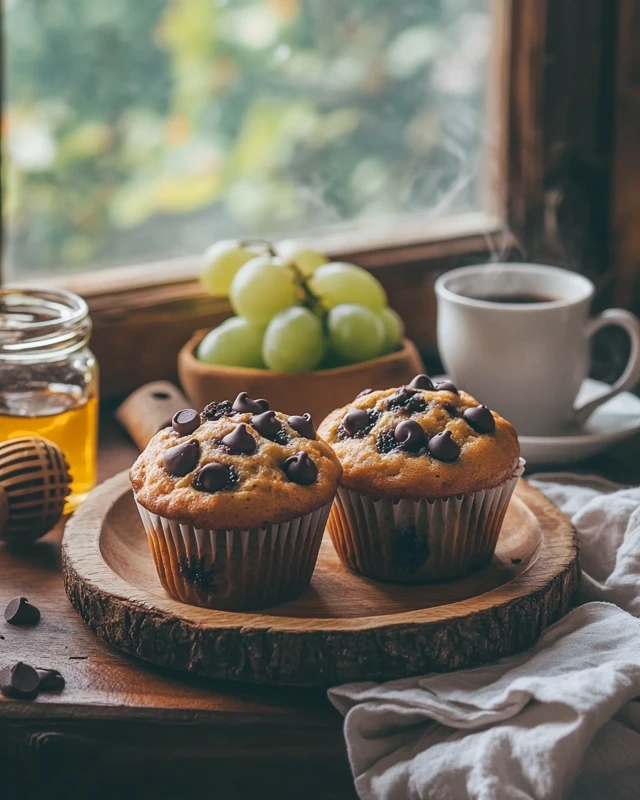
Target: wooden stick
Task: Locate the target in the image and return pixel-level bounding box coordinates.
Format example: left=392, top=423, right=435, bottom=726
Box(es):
left=115, top=382, right=190, bottom=451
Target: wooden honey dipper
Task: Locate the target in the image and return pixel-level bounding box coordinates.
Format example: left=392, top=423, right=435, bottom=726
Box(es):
left=0, top=437, right=72, bottom=545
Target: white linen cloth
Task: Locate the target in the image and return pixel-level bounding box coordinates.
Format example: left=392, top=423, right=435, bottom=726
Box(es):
left=328, top=475, right=640, bottom=800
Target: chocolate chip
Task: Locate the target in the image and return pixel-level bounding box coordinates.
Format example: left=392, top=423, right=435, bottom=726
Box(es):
left=179, top=557, right=219, bottom=592
left=443, top=403, right=458, bottom=417
left=4, top=597, right=40, bottom=626
left=0, top=662, right=39, bottom=700
left=342, top=409, right=370, bottom=436
left=202, top=400, right=234, bottom=420
left=164, top=439, right=200, bottom=477
left=386, top=386, right=426, bottom=413
left=408, top=374, right=434, bottom=390
left=282, top=452, right=318, bottom=485
left=171, top=408, right=201, bottom=436
left=376, top=431, right=399, bottom=454
left=427, top=430, right=460, bottom=462
left=288, top=413, right=316, bottom=440
left=221, top=423, right=257, bottom=454
left=434, top=380, right=459, bottom=394
left=338, top=409, right=380, bottom=439
left=251, top=410, right=282, bottom=440
left=407, top=394, right=427, bottom=413
left=36, top=668, right=65, bottom=692
left=463, top=405, right=496, bottom=434
left=232, top=392, right=269, bottom=414
left=356, top=388, right=373, bottom=398
left=194, top=462, right=234, bottom=493
left=392, top=526, right=429, bottom=571
left=393, top=420, right=426, bottom=453
left=387, top=386, right=416, bottom=407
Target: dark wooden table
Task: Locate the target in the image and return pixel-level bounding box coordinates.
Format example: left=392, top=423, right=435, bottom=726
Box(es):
left=1, top=414, right=638, bottom=800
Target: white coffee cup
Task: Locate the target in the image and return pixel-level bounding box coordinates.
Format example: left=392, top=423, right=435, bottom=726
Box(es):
left=434, top=263, right=640, bottom=436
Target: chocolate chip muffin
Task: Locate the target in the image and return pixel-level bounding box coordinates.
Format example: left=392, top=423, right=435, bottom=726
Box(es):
left=318, top=375, right=523, bottom=582
left=131, top=393, right=341, bottom=610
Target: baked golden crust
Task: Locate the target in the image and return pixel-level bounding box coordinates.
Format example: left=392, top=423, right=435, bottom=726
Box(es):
left=130, top=410, right=342, bottom=529
left=318, top=385, right=520, bottom=499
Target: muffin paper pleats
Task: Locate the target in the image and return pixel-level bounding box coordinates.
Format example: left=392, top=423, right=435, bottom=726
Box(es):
left=327, top=459, right=525, bottom=582
left=136, top=500, right=332, bottom=610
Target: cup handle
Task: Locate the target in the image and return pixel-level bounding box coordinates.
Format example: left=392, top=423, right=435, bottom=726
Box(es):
left=574, top=308, right=640, bottom=426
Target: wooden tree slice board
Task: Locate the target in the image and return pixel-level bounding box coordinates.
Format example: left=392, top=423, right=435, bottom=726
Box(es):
left=62, top=472, right=579, bottom=686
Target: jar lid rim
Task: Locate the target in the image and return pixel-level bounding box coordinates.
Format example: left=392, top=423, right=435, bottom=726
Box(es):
left=0, top=288, right=88, bottom=332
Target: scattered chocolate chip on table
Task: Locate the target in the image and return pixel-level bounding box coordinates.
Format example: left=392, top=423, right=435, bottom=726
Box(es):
left=0, top=662, right=40, bottom=700
left=35, top=668, right=66, bottom=691
left=4, top=596, right=41, bottom=626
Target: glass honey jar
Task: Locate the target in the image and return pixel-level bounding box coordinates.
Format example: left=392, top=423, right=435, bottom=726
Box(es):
left=0, top=289, right=98, bottom=513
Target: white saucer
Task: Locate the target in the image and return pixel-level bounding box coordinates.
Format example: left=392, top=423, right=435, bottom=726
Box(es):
left=518, top=379, right=640, bottom=465
left=434, top=376, right=640, bottom=466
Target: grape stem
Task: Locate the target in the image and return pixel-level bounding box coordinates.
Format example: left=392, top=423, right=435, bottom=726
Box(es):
left=286, top=260, right=325, bottom=318
left=240, top=238, right=326, bottom=316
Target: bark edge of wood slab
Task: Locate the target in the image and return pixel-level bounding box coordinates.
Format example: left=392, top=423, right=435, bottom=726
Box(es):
left=62, top=473, right=579, bottom=686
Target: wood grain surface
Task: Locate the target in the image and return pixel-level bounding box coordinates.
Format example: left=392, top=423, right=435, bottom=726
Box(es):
left=62, top=474, right=578, bottom=685
left=2, top=412, right=637, bottom=800
left=0, top=422, right=353, bottom=799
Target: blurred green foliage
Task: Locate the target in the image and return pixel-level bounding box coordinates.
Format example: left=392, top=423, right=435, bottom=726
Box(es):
left=3, top=0, right=490, bottom=277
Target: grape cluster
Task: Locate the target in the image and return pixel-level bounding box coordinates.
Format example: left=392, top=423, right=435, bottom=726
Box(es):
left=196, top=239, right=404, bottom=373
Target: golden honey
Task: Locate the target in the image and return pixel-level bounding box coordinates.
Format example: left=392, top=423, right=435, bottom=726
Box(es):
left=0, top=391, right=98, bottom=513
left=1, top=288, right=99, bottom=515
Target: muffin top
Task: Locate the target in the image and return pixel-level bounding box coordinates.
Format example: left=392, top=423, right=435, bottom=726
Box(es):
left=130, top=393, right=342, bottom=529
left=318, top=375, right=520, bottom=499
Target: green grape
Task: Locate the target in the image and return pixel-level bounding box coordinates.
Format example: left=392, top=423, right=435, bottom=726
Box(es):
left=277, top=240, right=329, bottom=277
left=379, top=307, right=405, bottom=353
left=262, top=307, right=325, bottom=373
left=327, top=304, right=385, bottom=364
left=309, top=262, right=387, bottom=312
left=197, top=317, right=265, bottom=369
left=200, top=240, right=255, bottom=298
left=229, top=255, right=298, bottom=324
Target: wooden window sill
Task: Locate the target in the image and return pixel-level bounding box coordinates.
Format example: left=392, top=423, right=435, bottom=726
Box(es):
left=60, top=213, right=510, bottom=401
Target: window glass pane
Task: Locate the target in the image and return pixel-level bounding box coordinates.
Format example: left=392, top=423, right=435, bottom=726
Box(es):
left=3, top=0, right=493, bottom=279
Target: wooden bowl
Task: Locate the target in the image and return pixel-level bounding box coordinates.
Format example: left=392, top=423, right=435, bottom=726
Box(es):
left=178, top=331, right=425, bottom=422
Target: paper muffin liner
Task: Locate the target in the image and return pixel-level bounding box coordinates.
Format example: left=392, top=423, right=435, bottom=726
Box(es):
left=327, top=458, right=526, bottom=583
left=135, top=499, right=332, bottom=611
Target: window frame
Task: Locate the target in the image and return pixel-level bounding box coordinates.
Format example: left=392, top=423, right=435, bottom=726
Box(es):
left=611, top=0, right=640, bottom=310
left=2, top=0, right=618, bottom=398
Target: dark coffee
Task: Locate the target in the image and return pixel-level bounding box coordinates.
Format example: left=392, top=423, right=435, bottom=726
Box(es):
left=471, top=293, right=558, bottom=304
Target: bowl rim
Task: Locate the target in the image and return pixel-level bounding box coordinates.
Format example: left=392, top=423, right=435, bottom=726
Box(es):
left=179, top=329, right=422, bottom=378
